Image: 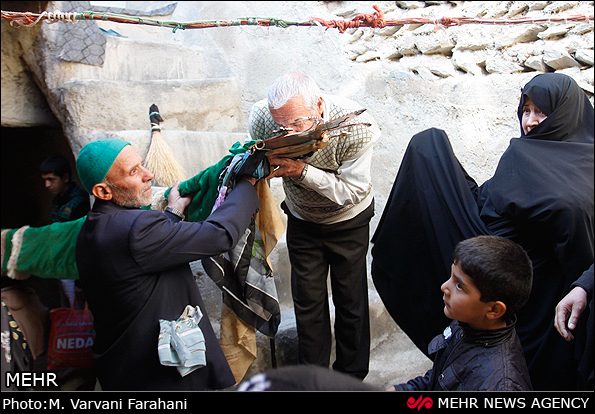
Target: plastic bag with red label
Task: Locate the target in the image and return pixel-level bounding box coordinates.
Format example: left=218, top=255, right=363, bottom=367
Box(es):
left=47, top=303, right=95, bottom=370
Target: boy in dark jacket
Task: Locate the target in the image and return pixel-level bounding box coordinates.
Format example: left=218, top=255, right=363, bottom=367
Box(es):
left=391, top=236, right=533, bottom=391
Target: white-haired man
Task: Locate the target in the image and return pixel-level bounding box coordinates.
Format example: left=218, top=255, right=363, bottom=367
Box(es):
left=248, top=73, right=380, bottom=380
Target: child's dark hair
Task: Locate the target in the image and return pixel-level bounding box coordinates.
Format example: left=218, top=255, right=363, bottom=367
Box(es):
left=41, top=155, right=71, bottom=177
left=453, top=235, right=532, bottom=319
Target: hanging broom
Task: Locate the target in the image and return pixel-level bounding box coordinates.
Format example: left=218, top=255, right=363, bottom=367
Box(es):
left=145, top=103, right=185, bottom=187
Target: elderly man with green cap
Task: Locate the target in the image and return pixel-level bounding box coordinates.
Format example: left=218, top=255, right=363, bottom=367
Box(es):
left=75, top=138, right=260, bottom=391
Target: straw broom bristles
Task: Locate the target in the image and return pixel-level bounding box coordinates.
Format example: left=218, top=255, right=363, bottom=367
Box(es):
left=145, top=104, right=185, bottom=187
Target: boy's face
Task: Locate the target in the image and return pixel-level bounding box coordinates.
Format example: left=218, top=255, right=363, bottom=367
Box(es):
left=441, top=263, right=493, bottom=330
left=42, top=172, right=69, bottom=196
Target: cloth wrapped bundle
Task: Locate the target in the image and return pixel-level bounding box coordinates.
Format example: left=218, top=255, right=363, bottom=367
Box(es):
left=158, top=305, right=206, bottom=377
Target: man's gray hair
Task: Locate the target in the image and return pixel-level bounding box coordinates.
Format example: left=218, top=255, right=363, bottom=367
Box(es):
left=267, top=73, right=321, bottom=112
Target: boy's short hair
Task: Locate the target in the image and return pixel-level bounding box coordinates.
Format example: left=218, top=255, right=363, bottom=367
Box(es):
left=453, top=235, right=533, bottom=319
left=41, top=155, right=71, bottom=177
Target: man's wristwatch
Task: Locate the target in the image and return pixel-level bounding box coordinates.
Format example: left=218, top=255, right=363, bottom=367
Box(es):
left=165, top=206, right=185, bottom=220
left=299, top=164, right=308, bottom=181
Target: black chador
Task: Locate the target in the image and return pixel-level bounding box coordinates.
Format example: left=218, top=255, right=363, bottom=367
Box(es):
left=372, top=73, right=594, bottom=391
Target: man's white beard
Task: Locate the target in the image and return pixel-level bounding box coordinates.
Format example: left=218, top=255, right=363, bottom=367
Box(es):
left=108, top=182, right=153, bottom=208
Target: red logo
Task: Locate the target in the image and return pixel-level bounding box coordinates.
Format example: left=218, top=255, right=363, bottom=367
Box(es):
left=407, top=395, right=433, bottom=410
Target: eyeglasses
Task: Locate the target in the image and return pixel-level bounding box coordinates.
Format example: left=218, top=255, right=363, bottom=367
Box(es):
left=278, top=116, right=323, bottom=133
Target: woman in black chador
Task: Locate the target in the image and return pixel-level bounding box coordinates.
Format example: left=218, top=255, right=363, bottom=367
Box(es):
left=372, top=73, right=594, bottom=391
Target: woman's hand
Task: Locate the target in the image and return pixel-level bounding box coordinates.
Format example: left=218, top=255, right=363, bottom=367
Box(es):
left=554, top=286, right=588, bottom=341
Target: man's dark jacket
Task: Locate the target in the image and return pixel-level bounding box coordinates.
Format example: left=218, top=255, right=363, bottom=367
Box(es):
left=394, top=319, right=532, bottom=391
left=76, top=180, right=259, bottom=390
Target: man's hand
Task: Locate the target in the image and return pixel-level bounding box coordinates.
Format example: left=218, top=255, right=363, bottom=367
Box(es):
left=267, top=156, right=305, bottom=180
left=554, top=286, right=588, bottom=341
left=167, top=180, right=191, bottom=212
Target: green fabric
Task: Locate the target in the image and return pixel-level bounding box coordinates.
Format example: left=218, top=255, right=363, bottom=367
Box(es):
left=25, top=218, right=84, bottom=280
left=165, top=140, right=255, bottom=222
left=1, top=219, right=84, bottom=280
left=76, top=138, right=131, bottom=194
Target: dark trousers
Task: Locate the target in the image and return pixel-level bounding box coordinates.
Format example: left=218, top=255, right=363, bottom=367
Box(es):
left=284, top=202, right=373, bottom=380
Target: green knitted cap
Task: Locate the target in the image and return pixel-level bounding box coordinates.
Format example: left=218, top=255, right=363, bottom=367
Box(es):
left=76, top=139, right=131, bottom=194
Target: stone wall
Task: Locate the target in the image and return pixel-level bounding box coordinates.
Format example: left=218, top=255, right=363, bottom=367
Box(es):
left=348, top=1, right=593, bottom=78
